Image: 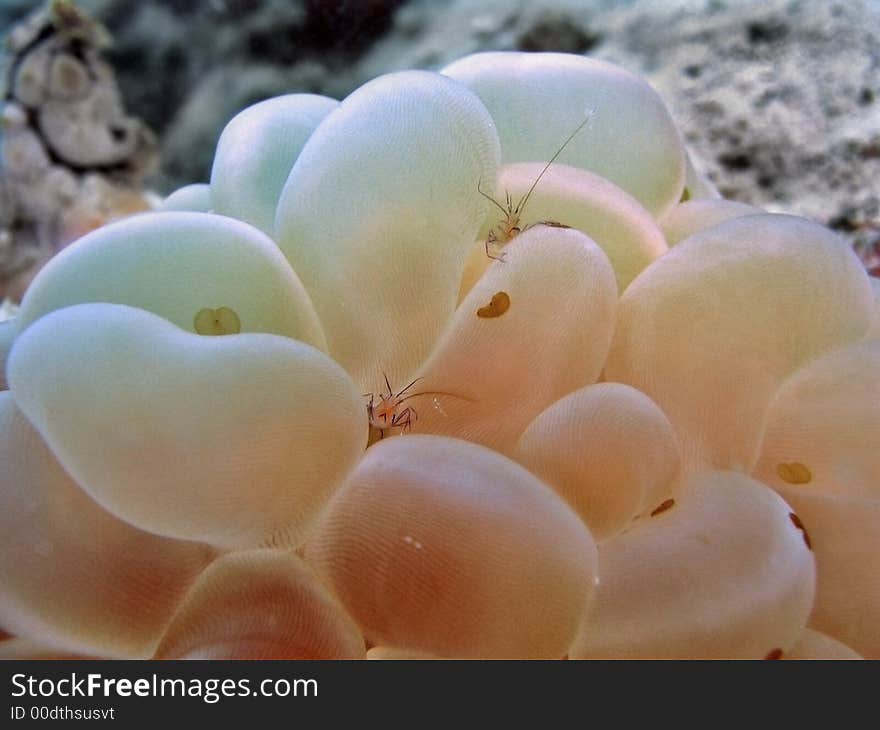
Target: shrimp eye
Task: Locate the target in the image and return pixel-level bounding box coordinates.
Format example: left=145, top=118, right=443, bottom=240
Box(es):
left=194, top=306, right=241, bottom=336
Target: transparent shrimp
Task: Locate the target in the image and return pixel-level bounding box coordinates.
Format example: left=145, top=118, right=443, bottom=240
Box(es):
left=364, top=373, right=473, bottom=441
left=478, top=111, right=594, bottom=262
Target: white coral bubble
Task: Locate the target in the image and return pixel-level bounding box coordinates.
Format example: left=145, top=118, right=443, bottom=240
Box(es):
left=605, top=214, right=873, bottom=473
left=211, top=94, right=338, bottom=235
left=306, top=435, right=598, bottom=659
left=17, top=211, right=326, bottom=351
left=159, top=184, right=213, bottom=212
left=755, top=341, right=880, bottom=498
left=443, top=51, right=686, bottom=218
left=154, top=550, right=365, bottom=660
left=0, top=392, right=213, bottom=658
left=660, top=198, right=764, bottom=246
left=753, top=338, right=880, bottom=654
left=515, top=383, right=681, bottom=541
left=275, top=70, right=500, bottom=388
left=8, top=303, right=366, bottom=549
left=571, top=470, right=816, bottom=659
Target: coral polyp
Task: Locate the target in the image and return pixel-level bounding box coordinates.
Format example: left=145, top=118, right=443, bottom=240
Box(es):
left=0, top=50, right=877, bottom=660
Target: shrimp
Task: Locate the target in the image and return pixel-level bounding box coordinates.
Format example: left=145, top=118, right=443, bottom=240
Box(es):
left=479, top=111, right=594, bottom=262
left=364, top=373, right=473, bottom=440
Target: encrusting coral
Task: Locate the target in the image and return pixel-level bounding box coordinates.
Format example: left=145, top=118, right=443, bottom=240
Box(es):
left=0, top=50, right=877, bottom=660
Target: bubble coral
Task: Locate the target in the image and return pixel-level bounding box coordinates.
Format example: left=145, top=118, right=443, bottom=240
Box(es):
left=0, top=51, right=876, bottom=660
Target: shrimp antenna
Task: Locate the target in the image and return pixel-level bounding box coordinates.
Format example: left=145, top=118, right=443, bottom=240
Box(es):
left=394, top=377, right=424, bottom=399
left=477, top=178, right=510, bottom=216
left=515, top=112, right=594, bottom=216
left=382, top=371, right=393, bottom=397
left=398, top=390, right=475, bottom=405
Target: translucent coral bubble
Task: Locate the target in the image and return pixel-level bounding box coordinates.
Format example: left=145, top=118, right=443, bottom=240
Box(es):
left=0, top=392, right=213, bottom=658
left=754, top=341, right=880, bottom=498
left=605, top=214, right=874, bottom=473
left=784, top=629, right=862, bottom=660
left=211, top=94, right=338, bottom=235
left=771, top=488, right=879, bottom=658
left=159, top=184, right=213, bottom=212
left=660, top=199, right=763, bottom=246
left=306, top=435, right=598, bottom=659
left=411, top=226, right=617, bottom=455
left=465, top=162, right=667, bottom=295
left=442, top=51, right=685, bottom=218
left=514, top=383, right=681, bottom=541
left=275, top=71, right=500, bottom=389
left=571, top=470, right=816, bottom=659
left=154, top=550, right=364, bottom=660
left=17, top=211, right=326, bottom=352
left=7, top=303, right=367, bottom=550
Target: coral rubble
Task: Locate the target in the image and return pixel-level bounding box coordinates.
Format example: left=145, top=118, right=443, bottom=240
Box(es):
left=0, top=0, right=156, bottom=300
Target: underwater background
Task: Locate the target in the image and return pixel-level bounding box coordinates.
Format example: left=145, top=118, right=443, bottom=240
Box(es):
left=1, top=0, right=878, bottom=240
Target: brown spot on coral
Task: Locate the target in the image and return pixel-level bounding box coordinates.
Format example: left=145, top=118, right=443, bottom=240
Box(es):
left=789, top=512, right=812, bottom=550
left=194, top=306, right=241, bottom=336
left=776, top=461, right=812, bottom=484
left=764, top=648, right=783, bottom=660
left=477, top=291, right=510, bottom=318
left=650, top=498, right=675, bottom=517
